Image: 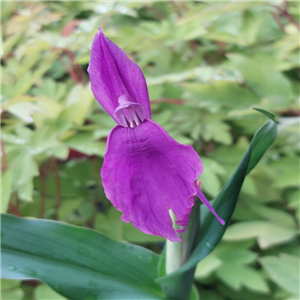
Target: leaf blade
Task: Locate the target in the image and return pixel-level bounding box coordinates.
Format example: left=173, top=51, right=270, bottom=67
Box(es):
left=1, top=214, right=163, bottom=300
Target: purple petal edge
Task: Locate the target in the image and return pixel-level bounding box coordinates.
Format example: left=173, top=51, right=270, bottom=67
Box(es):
left=197, top=187, right=225, bottom=225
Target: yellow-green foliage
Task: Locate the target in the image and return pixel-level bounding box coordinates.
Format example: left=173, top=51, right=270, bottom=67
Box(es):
left=1, top=2, right=299, bottom=299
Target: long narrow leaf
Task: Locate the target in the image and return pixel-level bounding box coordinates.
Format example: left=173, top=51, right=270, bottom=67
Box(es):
left=1, top=214, right=164, bottom=300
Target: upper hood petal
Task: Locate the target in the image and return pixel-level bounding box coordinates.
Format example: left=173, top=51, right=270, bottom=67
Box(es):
left=88, top=28, right=151, bottom=121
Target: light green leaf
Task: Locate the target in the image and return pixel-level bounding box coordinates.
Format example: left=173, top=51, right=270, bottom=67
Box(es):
left=195, top=254, right=222, bottom=279
left=17, top=178, right=34, bottom=202
left=216, top=248, right=257, bottom=265
left=1, top=279, right=24, bottom=300
left=202, top=119, right=232, bottom=145
left=64, top=133, right=106, bottom=157
left=65, top=84, right=95, bottom=125
left=260, top=254, right=300, bottom=295
left=7, top=102, right=44, bottom=122
left=2, top=33, right=22, bottom=55
left=248, top=203, right=296, bottom=227
left=55, top=105, right=79, bottom=134
left=183, top=81, right=259, bottom=109
left=95, top=207, right=165, bottom=243
left=52, top=144, right=69, bottom=160
left=216, top=264, right=269, bottom=293
left=228, top=54, right=293, bottom=99
left=6, top=148, right=39, bottom=193
left=223, top=221, right=297, bottom=249
left=1, top=279, right=21, bottom=290
left=58, top=198, right=83, bottom=221
left=189, top=284, right=200, bottom=300
left=1, top=169, right=14, bottom=213
left=30, top=126, right=60, bottom=155
left=35, top=284, right=67, bottom=300
left=1, top=287, right=24, bottom=300
left=146, top=67, right=213, bottom=86
left=241, top=10, right=265, bottom=46
left=200, top=170, right=221, bottom=198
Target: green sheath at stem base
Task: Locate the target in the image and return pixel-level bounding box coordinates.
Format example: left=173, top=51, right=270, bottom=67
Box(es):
left=165, top=201, right=201, bottom=299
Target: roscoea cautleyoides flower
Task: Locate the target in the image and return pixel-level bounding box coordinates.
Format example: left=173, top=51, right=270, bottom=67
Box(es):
left=87, top=27, right=224, bottom=242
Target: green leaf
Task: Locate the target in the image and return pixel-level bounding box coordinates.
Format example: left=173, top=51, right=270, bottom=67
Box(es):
left=95, top=207, right=165, bottom=243
left=215, top=248, right=257, bottom=265
left=1, top=278, right=22, bottom=290
left=259, top=254, right=300, bottom=295
left=55, top=105, right=78, bottom=134
left=252, top=108, right=275, bottom=121
left=182, top=80, right=259, bottom=109
left=1, top=214, right=164, bottom=300
left=6, top=148, right=39, bottom=195
left=223, top=220, right=297, bottom=249
left=58, top=198, right=83, bottom=221
left=189, top=284, right=200, bottom=300
left=228, top=54, right=293, bottom=100
left=18, top=178, right=34, bottom=201
left=64, top=133, right=106, bottom=157
left=216, top=265, right=269, bottom=293
left=195, top=254, right=222, bottom=279
left=1, top=169, right=13, bottom=213
left=247, top=203, right=296, bottom=227
left=156, top=108, right=277, bottom=298
left=30, top=126, right=60, bottom=155
left=197, top=157, right=225, bottom=197
left=1, top=279, right=24, bottom=300
left=65, top=84, right=95, bottom=125
left=202, top=117, right=233, bottom=145
left=198, top=244, right=269, bottom=294
left=146, top=67, right=213, bottom=86
left=241, top=10, right=265, bottom=46
left=35, top=284, right=67, bottom=300
left=2, top=33, right=22, bottom=55
left=52, top=144, right=69, bottom=160
left=1, top=287, right=24, bottom=300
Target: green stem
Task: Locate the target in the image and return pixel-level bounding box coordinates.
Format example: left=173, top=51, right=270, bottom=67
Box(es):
left=166, top=211, right=181, bottom=274
left=181, top=201, right=201, bottom=262
left=164, top=201, right=201, bottom=299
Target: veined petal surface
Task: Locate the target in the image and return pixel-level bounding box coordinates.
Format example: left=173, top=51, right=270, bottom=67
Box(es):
left=88, top=28, right=151, bottom=120
left=101, top=120, right=203, bottom=242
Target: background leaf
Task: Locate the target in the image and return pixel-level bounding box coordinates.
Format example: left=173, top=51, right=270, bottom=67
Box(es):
left=1, top=2, right=298, bottom=300
left=259, top=254, right=300, bottom=295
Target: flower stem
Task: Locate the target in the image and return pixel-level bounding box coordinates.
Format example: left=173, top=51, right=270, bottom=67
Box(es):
left=166, top=210, right=181, bottom=274
left=181, top=201, right=201, bottom=263
left=165, top=201, right=201, bottom=299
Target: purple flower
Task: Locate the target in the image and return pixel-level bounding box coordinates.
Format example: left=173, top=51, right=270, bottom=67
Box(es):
left=88, top=28, right=224, bottom=242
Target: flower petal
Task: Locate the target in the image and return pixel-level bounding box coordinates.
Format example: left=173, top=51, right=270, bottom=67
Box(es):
left=87, top=28, right=151, bottom=120
left=101, top=120, right=203, bottom=242
left=197, top=187, right=225, bottom=225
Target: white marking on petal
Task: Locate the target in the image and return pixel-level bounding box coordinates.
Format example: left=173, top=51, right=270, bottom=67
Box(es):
left=113, top=94, right=146, bottom=128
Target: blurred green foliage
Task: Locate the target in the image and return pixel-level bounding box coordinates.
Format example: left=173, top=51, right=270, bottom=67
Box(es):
left=1, top=1, right=299, bottom=300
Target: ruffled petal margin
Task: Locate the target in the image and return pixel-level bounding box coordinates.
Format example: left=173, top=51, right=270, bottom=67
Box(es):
left=101, top=120, right=203, bottom=242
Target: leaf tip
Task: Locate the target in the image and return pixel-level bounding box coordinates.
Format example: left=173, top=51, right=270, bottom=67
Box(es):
left=252, top=107, right=275, bottom=121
